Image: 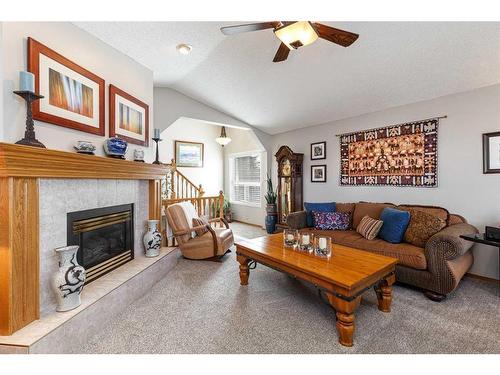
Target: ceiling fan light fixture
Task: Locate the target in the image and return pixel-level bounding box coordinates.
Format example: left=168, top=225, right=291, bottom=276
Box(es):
left=274, top=21, right=318, bottom=50
left=215, top=126, right=232, bottom=147
left=176, top=43, right=192, bottom=55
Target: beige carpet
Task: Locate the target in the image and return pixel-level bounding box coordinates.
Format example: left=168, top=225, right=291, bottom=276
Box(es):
left=81, top=224, right=500, bottom=354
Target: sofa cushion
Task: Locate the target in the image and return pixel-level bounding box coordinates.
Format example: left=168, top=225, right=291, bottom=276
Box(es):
left=304, top=202, right=336, bottom=227
left=312, top=211, right=350, bottom=230
left=397, top=204, right=450, bottom=225
left=336, top=203, right=355, bottom=229
left=378, top=207, right=411, bottom=244
left=301, top=229, right=427, bottom=269
left=352, top=202, right=394, bottom=228
left=356, top=215, right=384, bottom=240
left=399, top=208, right=446, bottom=247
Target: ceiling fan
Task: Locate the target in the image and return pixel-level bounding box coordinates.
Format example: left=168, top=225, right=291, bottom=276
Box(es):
left=220, top=21, right=359, bottom=62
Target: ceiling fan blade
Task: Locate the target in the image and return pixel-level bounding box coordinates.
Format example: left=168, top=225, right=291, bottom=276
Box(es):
left=273, top=42, right=290, bottom=63
left=221, top=22, right=280, bottom=35
left=313, top=23, right=359, bottom=47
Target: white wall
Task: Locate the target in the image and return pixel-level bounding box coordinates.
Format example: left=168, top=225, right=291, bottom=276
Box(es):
left=1, top=22, right=155, bottom=161
left=159, top=117, right=223, bottom=196
left=223, top=127, right=267, bottom=227
left=271, top=84, right=500, bottom=279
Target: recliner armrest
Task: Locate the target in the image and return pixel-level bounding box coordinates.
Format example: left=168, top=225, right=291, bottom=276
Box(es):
left=286, top=211, right=308, bottom=230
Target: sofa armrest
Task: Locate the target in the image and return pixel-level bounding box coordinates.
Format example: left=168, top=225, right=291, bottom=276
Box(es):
left=286, top=211, right=308, bottom=230
left=425, top=223, right=478, bottom=260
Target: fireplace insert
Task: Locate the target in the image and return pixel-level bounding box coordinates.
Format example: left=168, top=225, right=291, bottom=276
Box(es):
left=67, top=204, right=134, bottom=283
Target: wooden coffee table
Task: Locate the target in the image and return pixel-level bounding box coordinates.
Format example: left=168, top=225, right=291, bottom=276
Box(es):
left=235, top=233, right=397, bottom=347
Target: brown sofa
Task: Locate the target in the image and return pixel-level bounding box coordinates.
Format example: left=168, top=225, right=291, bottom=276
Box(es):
left=286, top=202, right=478, bottom=301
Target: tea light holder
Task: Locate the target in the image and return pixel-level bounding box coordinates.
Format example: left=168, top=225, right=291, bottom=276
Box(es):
left=298, top=232, right=314, bottom=252
left=283, top=229, right=298, bottom=248
left=314, top=236, right=332, bottom=257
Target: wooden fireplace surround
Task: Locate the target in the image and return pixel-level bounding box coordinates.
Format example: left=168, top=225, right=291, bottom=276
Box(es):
left=0, top=143, right=169, bottom=335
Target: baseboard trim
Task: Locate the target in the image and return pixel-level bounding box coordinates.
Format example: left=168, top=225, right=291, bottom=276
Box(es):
left=231, top=220, right=265, bottom=230
left=465, top=272, right=500, bottom=284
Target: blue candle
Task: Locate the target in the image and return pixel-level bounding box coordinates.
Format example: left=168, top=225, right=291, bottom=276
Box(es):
left=19, top=71, right=35, bottom=92
left=154, top=128, right=160, bottom=139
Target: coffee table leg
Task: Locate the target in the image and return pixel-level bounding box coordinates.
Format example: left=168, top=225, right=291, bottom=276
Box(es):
left=326, top=293, right=361, bottom=347
left=374, top=274, right=395, bottom=312
left=237, top=254, right=250, bottom=285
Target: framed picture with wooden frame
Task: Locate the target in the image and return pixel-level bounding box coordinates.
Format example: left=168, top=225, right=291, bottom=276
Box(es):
left=311, top=141, right=326, bottom=160
left=483, top=131, right=500, bottom=174
left=311, top=164, right=327, bottom=183
left=175, top=140, right=204, bottom=168
left=109, top=84, right=149, bottom=146
left=27, top=37, right=105, bottom=136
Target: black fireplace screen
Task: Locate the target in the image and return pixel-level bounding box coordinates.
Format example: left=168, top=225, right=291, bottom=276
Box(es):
left=67, top=204, right=134, bottom=283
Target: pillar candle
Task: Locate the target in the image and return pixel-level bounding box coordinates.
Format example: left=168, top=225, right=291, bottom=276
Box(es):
left=19, top=71, right=35, bottom=92
left=302, top=234, right=310, bottom=245
left=319, top=237, right=327, bottom=250
left=154, top=128, right=160, bottom=138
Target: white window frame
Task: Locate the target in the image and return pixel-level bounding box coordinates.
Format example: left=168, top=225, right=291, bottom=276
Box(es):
left=229, top=151, right=262, bottom=208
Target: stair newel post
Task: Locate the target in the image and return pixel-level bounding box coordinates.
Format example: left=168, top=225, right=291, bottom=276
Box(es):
left=199, top=184, right=205, bottom=197
left=218, top=191, right=224, bottom=223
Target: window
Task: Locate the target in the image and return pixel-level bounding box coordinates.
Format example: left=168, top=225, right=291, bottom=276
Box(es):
left=229, top=152, right=261, bottom=207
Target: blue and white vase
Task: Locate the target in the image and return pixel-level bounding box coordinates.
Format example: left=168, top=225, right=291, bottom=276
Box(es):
left=143, top=220, right=162, bottom=257
left=104, top=136, right=128, bottom=159
left=51, top=245, right=86, bottom=312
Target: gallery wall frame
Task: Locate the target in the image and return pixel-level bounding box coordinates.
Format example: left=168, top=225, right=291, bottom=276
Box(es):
left=483, top=131, right=500, bottom=174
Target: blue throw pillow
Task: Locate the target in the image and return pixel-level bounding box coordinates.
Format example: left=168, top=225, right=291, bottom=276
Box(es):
left=378, top=207, right=411, bottom=244
left=304, top=202, right=336, bottom=227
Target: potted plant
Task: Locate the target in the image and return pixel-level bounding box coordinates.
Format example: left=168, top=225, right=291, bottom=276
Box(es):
left=265, top=173, right=278, bottom=233
left=223, top=199, right=232, bottom=223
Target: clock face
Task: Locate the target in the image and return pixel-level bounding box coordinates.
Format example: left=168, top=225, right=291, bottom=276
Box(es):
left=281, top=159, right=291, bottom=176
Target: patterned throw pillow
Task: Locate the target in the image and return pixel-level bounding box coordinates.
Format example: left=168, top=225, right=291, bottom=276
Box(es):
left=401, top=208, right=446, bottom=247
left=356, top=215, right=384, bottom=240
left=192, top=217, right=209, bottom=237
left=312, top=211, right=350, bottom=230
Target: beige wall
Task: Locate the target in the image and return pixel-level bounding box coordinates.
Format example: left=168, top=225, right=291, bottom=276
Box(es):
left=1, top=22, right=155, bottom=161
left=271, top=84, right=500, bottom=279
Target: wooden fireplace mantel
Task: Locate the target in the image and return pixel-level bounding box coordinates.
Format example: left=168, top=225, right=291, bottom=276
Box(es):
left=0, top=142, right=169, bottom=335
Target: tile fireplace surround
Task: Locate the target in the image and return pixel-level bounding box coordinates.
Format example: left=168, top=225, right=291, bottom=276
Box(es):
left=0, top=143, right=171, bottom=340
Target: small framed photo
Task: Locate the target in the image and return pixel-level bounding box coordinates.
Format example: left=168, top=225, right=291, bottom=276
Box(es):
left=175, top=140, right=204, bottom=167
left=311, top=141, right=326, bottom=160
left=483, top=131, right=500, bottom=173
left=109, top=85, right=149, bottom=146
left=311, top=165, right=327, bottom=183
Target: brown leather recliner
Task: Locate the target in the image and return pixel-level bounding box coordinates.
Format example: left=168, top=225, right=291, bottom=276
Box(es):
left=166, top=202, right=234, bottom=260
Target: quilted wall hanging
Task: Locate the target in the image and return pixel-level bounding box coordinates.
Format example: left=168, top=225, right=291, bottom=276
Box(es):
left=339, top=118, right=440, bottom=187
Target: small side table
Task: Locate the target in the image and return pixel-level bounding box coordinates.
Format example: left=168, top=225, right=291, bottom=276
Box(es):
left=460, top=233, right=500, bottom=291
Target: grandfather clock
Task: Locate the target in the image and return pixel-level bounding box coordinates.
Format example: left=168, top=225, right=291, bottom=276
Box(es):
left=275, top=146, right=303, bottom=230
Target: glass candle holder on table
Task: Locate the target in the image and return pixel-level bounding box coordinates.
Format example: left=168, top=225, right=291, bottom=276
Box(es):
left=283, top=229, right=298, bottom=248
left=314, top=236, right=332, bottom=257
left=298, top=232, right=314, bottom=252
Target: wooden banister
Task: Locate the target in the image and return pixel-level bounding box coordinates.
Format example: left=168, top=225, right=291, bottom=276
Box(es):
left=164, top=158, right=204, bottom=200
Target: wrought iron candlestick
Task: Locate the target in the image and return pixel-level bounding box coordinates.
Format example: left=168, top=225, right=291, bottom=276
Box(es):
left=152, top=137, right=162, bottom=164
left=14, top=90, right=46, bottom=148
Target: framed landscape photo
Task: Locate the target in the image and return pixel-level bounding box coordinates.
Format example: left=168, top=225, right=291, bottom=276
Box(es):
left=311, top=165, right=327, bottom=182
left=109, top=85, right=149, bottom=146
left=311, top=141, right=326, bottom=160
left=175, top=141, right=204, bottom=167
left=483, top=131, right=500, bottom=174
left=28, top=37, right=105, bottom=135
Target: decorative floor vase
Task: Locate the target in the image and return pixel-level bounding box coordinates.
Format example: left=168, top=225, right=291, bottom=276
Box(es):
left=52, top=245, right=86, bottom=312
left=144, top=220, right=162, bottom=257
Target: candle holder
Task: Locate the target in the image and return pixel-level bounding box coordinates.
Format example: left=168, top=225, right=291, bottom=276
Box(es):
left=314, top=236, right=332, bottom=257
left=283, top=229, right=298, bottom=248
left=298, top=232, right=314, bottom=252
left=14, top=90, right=45, bottom=148
left=152, top=137, right=162, bottom=164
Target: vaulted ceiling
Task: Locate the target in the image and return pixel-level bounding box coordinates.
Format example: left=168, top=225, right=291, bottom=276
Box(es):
left=75, top=22, right=500, bottom=134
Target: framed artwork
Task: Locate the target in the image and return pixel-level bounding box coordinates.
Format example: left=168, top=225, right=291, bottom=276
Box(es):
left=311, top=141, right=326, bottom=160
left=311, top=165, right=327, bottom=183
left=339, top=118, right=440, bottom=187
left=175, top=141, right=204, bottom=167
left=28, top=37, right=105, bottom=135
left=109, top=85, right=149, bottom=146
left=483, top=131, right=500, bottom=174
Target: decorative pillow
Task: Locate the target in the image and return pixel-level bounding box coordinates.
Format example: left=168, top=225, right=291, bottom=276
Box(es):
left=378, top=207, right=411, bottom=244
left=192, top=217, right=209, bottom=237
left=304, top=202, right=336, bottom=227
left=356, top=216, right=384, bottom=240
left=400, top=208, right=446, bottom=247
left=312, top=211, right=351, bottom=230
left=335, top=203, right=355, bottom=229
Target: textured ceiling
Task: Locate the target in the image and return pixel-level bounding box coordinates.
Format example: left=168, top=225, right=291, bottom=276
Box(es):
left=75, top=22, right=500, bottom=134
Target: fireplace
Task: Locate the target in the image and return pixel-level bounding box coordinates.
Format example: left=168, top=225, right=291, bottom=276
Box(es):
left=67, top=204, right=134, bottom=283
